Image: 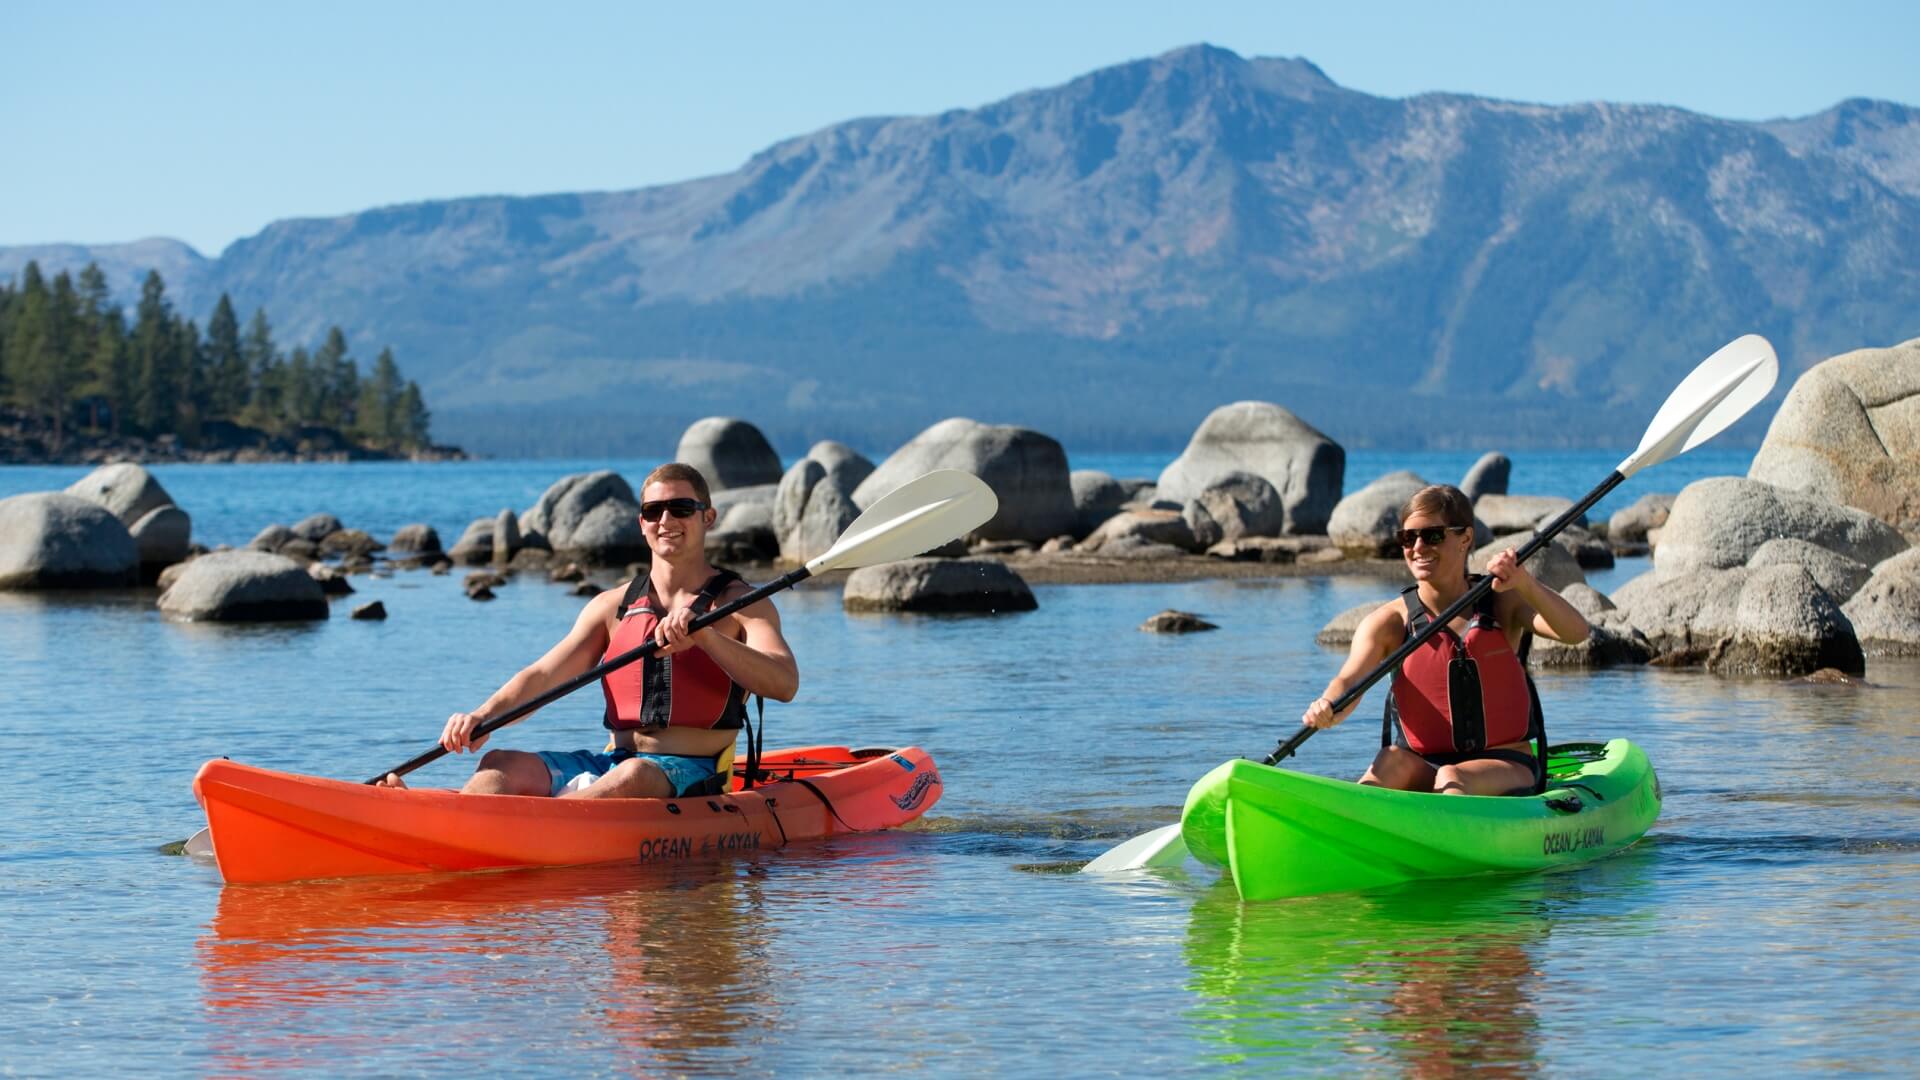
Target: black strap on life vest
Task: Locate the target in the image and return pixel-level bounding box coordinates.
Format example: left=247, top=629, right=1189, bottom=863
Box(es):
left=606, top=567, right=765, bottom=797
left=609, top=568, right=749, bottom=733
left=1381, top=576, right=1549, bottom=795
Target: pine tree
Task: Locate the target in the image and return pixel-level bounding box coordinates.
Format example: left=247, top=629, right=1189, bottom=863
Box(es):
left=175, top=318, right=206, bottom=441
left=353, top=347, right=403, bottom=446
left=130, top=272, right=177, bottom=434
left=311, top=326, right=358, bottom=429
left=283, top=346, right=313, bottom=426
left=398, top=379, right=432, bottom=449
left=204, top=294, right=247, bottom=420
left=238, top=308, right=280, bottom=430
left=4, top=263, right=52, bottom=422
left=86, top=307, right=130, bottom=434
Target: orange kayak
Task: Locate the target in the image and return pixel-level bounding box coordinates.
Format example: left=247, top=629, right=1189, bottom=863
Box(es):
left=193, top=745, right=942, bottom=884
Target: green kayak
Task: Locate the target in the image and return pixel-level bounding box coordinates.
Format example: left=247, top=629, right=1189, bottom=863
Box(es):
left=1180, top=740, right=1661, bottom=901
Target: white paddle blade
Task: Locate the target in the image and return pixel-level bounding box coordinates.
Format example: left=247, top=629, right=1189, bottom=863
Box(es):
left=1618, top=334, right=1778, bottom=477
left=183, top=827, right=215, bottom=859
left=1081, top=824, right=1189, bottom=873
left=805, top=469, right=998, bottom=574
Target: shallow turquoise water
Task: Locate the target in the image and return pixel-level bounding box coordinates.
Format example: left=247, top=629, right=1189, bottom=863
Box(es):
left=5, top=452, right=1917, bottom=1076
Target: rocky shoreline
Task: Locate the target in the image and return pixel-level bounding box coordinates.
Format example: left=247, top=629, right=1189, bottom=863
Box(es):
left=2, top=337, right=1916, bottom=677
left=0, top=406, right=466, bottom=465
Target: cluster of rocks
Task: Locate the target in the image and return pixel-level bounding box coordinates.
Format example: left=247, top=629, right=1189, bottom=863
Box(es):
left=3, top=337, right=1913, bottom=661
left=1311, top=339, right=1920, bottom=675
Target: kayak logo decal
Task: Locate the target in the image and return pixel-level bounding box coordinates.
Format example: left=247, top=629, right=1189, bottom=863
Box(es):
left=1542, top=825, right=1606, bottom=856
left=636, top=836, right=694, bottom=862
left=891, top=771, right=940, bottom=811
left=891, top=754, right=915, bottom=772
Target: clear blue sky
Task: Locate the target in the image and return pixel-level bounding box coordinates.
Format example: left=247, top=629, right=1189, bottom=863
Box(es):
left=8, top=1, right=1916, bottom=256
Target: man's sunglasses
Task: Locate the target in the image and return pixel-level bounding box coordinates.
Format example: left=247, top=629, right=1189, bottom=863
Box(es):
left=639, top=498, right=710, bottom=522
left=1396, top=525, right=1466, bottom=549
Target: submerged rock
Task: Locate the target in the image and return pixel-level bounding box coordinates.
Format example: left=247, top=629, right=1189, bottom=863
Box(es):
left=1140, top=610, right=1217, bottom=633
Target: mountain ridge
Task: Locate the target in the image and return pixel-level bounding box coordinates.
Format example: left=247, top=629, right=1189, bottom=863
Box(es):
left=5, top=44, right=1917, bottom=457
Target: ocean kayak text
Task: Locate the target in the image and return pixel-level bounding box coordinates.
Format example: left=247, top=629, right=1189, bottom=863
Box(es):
left=1542, top=825, right=1606, bottom=855
left=635, top=831, right=764, bottom=863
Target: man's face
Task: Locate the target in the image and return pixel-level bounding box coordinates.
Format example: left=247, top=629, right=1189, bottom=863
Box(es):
left=639, top=479, right=714, bottom=558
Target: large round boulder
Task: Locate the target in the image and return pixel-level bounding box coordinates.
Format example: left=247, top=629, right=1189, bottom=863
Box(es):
left=388, top=524, right=443, bottom=556
left=675, top=417, right=783, bottom=492
left=157, top=550, right=328, bottom=621
left=1328, top=471, right=1428, bottom=558
left=1529, top=584, right=1653, bottom=669
left=1070, top=470, right=1132, bottom=540
left=447, top=518, right=496, bottom=565
left=852, top=418, right=1073, bottom=543
left=1747, top=337, right=1920, bottom=535
left=1460, top=452, right=1511, bottom=502
left=1155, top=402, right=1343, bottom=535
left=0, top=492, right=140, bottom=588
left=803, top=440, right=875, bottom=494
left=521, top=471, right=646, bottom=565
left=64, top=462, right=175, bottom=526
left=1183, top=472, right=1286, bottom=550
left=1654, top=477, right=1909, bottom=574
left=65, top=463, right=191, bottom=570
left=1842, top=548, right=1920, bottom=655
left=842, top=557, right=1037, bottom=614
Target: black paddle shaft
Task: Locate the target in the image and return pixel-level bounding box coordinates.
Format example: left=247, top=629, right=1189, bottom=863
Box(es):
left=1262, top=470, right=1626, bottom=766
left=367, top=565, right=812, bottom=784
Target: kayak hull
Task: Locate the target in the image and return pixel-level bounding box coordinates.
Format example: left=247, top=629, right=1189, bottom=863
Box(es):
left=1180, top=740, right=1660, bottom=901
left=194, top=745, right=941, bottom=884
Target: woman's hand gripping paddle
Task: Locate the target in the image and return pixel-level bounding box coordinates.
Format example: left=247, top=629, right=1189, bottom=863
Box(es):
left=179, top=470, right=997, bottom=859
left=1081, top=335, right=1779, bottom=874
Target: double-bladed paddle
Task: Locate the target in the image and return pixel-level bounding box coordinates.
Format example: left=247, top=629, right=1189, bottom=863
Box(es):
left=180, top=469, right=998, bottom=858
left=1082, top=334, right=1779, bottom=874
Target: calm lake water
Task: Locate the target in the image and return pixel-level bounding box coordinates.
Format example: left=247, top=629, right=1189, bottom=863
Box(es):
left=5, top=450, right=1917, bottom=1076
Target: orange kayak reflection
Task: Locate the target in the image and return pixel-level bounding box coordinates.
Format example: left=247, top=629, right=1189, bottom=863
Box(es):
left=193, top=746, right=942, bottom=884
left=197, top=835, right=938, bottom=1072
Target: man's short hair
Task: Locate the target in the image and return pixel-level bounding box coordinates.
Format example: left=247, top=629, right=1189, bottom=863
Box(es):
left=641, top=462, right=713, bottom=505
left=1399, top=483, right=1475, bottom=530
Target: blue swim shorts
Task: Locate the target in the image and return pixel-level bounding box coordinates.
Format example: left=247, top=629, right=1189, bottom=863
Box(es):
left=535, top=748, right=720, bottom=798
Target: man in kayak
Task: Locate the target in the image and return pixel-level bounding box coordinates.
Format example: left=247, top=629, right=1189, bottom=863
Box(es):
left=1301, top=483, right=1588, bottom=795
left=381, top=462, right=799, bottom=798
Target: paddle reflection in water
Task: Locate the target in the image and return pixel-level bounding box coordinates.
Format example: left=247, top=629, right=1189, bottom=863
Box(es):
left=1182, top=854, right=1658, bottom=1076
left=198, top=858, right=779, bottom=1073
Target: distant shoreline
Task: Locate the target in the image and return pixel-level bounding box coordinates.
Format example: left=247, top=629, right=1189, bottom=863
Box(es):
left=1, top=407, right=466, bottom=466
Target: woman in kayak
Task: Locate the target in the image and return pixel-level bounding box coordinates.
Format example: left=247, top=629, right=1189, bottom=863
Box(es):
left=1301, top=483, right=1588, bottom=795
left=381, top=462, right=799, bottom=799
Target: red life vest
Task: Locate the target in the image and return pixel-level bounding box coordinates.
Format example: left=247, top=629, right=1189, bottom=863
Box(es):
left=1385, top=579, right=1532, bottom=755
left=601, top=570, right=748, bottom=732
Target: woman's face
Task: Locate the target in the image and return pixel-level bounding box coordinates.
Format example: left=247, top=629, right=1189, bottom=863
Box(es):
left=1400, top=512, right=1471, bottom=583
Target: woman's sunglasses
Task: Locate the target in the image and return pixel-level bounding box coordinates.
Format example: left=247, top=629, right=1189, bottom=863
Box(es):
left=639, top=498, right=710, bottom=522
left=1396, top=525, right=1466, bottom=549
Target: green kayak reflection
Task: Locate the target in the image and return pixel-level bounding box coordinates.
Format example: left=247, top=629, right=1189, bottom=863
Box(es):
left=1183, top=852, right=1658, bottom=1075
